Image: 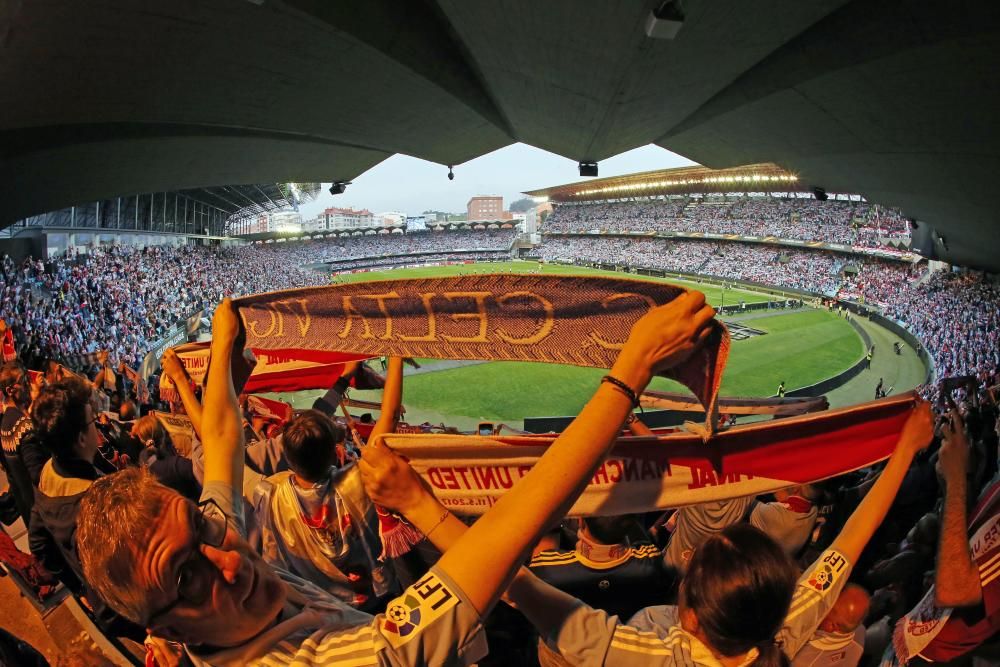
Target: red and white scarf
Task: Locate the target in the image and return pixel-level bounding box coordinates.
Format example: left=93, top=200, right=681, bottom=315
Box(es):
left=158, top=343, right=368, bottom=402
left=378, top=393, right=917, bottom=517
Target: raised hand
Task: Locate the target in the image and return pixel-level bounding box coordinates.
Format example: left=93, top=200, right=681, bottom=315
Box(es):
left=160, top=347, right=187, bottom=383
left=897, top=400, right=934, bottom=457
left=937, top=405, right=969, bottom=482
left=612, top=290, right=717, bottom=390
left=211, top=298, right=241, bottom=344
left=358, top=438, right=428, bottom=515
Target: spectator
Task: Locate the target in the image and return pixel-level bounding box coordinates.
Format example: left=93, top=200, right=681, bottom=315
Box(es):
left=750, top=484, right=820, bottom=557
left=28, top=375, right=144, bottom=639
left=662, top=497, right=753, bottom=573
left=529, top=514, right=676, bottom=620
left=251, top=358, right=404, bottom=611
left=367, top=400, right=933, bottom=667
left=884, top=405, right=1000, bottom=664
left=0, top=363, right=47, bottom=524
left=132, top=413, right=202, bottom=502
left=791, top=584, right=869, bottom=667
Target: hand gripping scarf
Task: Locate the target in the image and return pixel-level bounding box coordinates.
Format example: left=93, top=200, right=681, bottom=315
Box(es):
left=233, top=274, right=730, bottom=432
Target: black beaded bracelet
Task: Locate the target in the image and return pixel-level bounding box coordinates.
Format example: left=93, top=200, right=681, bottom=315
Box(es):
left=602, top=374, right=640, bottom=407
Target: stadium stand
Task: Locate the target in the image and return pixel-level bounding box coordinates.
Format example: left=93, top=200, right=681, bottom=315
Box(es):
left=0, top=215, right=993, bottom=390
left=543, top=197, right=910, bottom=248
left=536, top=232, right=996, bottom=383
left=0, top=229, right=516, bottom=372
left=1, top=200, right=998, bottom=667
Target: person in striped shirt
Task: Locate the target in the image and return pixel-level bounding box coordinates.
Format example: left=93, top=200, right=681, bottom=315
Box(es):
left=528, top=515, right=675, bottom=621
left=73, top=291, right=718, bottom=665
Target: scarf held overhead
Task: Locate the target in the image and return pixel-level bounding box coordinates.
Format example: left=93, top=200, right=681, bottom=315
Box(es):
left=378, top=393, right=918, bottom=517
left=158, top=343, right=369, bottom=402
left=234, top=274, right=730, bottom=428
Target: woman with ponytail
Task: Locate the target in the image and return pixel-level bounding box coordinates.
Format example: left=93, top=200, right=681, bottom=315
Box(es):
left=673, top=523, right=797, bottom=667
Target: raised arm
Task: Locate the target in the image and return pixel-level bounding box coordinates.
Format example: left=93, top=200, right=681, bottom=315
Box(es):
left=366, top=292, right=716, bottom=615
left=828, top=401, right=934, bottom=564
left=359, top=428, right=616, bottom=640
left=160, top=347, right=203, bottom=437
left=367, top=357, right=403, bottom=442
left=933, top=407, right=982, bottom=607
left=200, top=300, right=245, bottom=492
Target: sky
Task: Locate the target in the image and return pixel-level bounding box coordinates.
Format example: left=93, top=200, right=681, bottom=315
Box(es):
left=297, top=143, right=697, bottom=218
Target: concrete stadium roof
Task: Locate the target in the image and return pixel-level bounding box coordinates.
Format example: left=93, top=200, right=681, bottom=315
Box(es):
left=2, top=1, right=998, bottom=269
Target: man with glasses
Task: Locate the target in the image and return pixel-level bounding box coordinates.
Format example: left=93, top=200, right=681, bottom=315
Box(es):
left=75, top=293, right=718, bottom=665
left=28, top=374, right=144, bottom=639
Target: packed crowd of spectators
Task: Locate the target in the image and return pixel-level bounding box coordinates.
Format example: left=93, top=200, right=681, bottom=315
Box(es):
left=273, top=229, right=517, bottom=266
left=0, top=246, right=323, bottom=371
left=543, top=196, right=910, bottom=247
left=0, top=230, right=516, bottom=373
left=2, top=288, right=998, bottom=666
left=539, top=236, right=846, bottom=294
left=328, top=251, right=510, bottom=272
left=537, top=233, right=998, bottom=385
left=886, top=272, right=1000, bottom=383
left=839, top=261, right=927, bottom=308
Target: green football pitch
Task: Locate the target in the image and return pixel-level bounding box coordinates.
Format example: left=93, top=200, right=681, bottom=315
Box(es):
left=278, top=262, right=887, bottom=428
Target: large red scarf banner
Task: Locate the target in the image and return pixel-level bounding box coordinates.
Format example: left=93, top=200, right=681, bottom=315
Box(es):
left=379, top=393, right=918, bottom=517
left=640, top=390, right=829, bottom=416
left=234, top=275, right=730, bottom=431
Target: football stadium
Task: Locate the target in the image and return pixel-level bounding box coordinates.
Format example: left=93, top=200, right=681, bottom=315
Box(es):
left=0, top=3, right=998, bottom=666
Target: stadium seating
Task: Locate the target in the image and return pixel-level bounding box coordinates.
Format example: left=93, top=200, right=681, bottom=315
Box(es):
left=543, top=197, right=910, bottom=247
left=537, top=233, right=995, bottom=381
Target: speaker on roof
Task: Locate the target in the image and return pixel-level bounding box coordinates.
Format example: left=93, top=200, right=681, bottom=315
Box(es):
left=646, top=0, right=685, bottom=40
